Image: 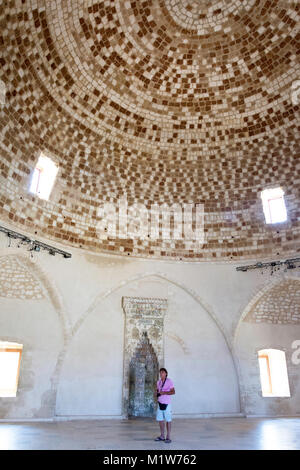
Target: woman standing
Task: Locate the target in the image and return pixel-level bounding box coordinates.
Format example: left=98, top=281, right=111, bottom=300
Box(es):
left=154, top=367, right=175, bottom=444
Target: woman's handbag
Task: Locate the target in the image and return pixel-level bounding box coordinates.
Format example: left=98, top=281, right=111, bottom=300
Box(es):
left=157, top=378, right=168, bottom=410
left=158, top=402, right=167, bottom=410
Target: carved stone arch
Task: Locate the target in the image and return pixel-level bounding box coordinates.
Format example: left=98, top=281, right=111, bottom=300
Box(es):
left=56, top=272, right=241, bottom=417
left=0, top=251, right=71, bottom=337
left=233, top=275, right=300, bottom=344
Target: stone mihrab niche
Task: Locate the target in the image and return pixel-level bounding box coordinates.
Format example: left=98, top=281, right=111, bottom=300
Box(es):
left=122, top=296, right=168, bottom=418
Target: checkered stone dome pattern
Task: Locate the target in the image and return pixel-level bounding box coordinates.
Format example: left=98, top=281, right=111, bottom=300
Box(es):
left=0, top=0, right=299, bottom=261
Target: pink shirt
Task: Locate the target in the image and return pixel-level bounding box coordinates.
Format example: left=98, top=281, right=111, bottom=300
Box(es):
left=157, top=377, right=174, bottom=405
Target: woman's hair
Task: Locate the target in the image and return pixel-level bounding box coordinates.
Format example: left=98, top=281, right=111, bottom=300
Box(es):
left=159, top=367, right=168, bottom=377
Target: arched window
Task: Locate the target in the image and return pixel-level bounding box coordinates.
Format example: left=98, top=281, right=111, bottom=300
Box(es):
left=258, top=349, right=290, bottom=397
left=0, top=341, right=23, bottom=397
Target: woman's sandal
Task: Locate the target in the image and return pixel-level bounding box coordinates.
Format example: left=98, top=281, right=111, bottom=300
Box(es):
left=165, top=439, right=172, bottom=443
left=154, top=436, right=165, bottom=441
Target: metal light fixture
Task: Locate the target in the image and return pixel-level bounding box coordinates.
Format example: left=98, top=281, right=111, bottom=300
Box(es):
left=236, top=257, right=300, bottom=273
left=0, top=224, right=72, bottom=259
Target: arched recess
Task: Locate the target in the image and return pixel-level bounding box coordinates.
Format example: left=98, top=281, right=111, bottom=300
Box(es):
left=128, top=332, right=158, bottom=417
left=0, top=250, right=71, bottom=336
left=233, top=276, right=300, bottom=417
left=0, top=252, right=67, bottom=419
left=55, top=272, right=241, bottom=417
left=233, top=273, right=300, bottom=343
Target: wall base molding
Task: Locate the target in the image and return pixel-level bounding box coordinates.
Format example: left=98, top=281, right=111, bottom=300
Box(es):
left=0, top=413, right=246, bottom=422
left=173, top=412, right=245, bottom=418
left=245, top=414, right=300, bottom=418
left=3, top=412, right=300, bottom=422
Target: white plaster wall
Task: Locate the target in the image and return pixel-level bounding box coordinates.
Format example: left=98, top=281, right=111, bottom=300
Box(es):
left=0, top=297, right=63, bottom=419
left=55, top=277, right=240, bottom=416
left=164, top=288, right=240, bottom=414
left=234, top=323, right=300, bottom=416
left=55, top=295, right=124, bottom=416
left=0, top=220, right=299, bottom=419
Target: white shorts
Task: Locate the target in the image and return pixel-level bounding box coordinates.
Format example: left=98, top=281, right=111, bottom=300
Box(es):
left=156, top=403, right=172, bottom=422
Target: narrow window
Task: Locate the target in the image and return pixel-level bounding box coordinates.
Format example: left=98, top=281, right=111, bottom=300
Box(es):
left=261, top=187, right=287, bottom=224
left=29, top=153, right=58, bottom=200
left=258, top=349, right=291, bottom=397
left=0, top=341, right=23, bottom=397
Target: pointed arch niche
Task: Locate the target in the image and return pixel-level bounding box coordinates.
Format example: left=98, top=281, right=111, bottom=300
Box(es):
left=128, top=332, right=159, bottom=417
left=122, top=296, right=168, bottom=418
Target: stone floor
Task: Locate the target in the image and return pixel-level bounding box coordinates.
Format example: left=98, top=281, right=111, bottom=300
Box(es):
left=0, top=417, right=299, bottom=450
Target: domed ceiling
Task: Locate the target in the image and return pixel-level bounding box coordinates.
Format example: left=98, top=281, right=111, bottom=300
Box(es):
left=0, top=0, right=299, bottom=260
